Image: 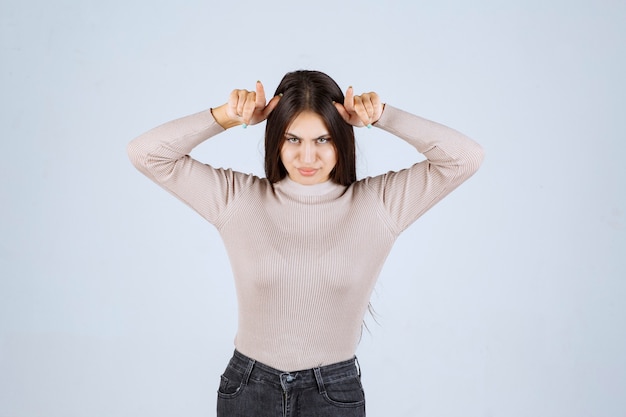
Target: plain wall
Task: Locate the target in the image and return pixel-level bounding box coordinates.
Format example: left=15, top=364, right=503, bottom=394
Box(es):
left=1, top=0, right=625, bottom=416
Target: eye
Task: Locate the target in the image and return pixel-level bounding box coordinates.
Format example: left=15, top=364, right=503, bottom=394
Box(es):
left=317, top=137, right=331, bottom=144
left=286, top=137, right=300, bottom=144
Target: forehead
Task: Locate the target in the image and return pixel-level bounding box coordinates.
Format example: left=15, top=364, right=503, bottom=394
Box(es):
left=285, top=111, right=329, bottom=136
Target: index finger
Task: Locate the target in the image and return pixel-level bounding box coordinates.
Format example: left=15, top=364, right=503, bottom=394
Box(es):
left=261, top=94, right=282, bottom=119
left=343, top=86, right=355, bottom=112
left=255, top=80, right=266, bottom=108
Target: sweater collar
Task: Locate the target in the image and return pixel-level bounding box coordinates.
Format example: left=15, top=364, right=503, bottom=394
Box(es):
left=274, top=177, right=344, bottom=197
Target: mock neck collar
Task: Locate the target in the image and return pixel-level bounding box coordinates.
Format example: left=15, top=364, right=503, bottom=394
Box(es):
left=274, top=177, right=344, bottom=197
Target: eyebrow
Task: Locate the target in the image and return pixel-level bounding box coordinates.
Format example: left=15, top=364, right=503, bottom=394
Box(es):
left=284, top=132, right=331, bottom=139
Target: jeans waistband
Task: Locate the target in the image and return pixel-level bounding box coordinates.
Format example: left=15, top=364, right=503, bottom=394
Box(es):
left=227, top=350, right=361, bottom=392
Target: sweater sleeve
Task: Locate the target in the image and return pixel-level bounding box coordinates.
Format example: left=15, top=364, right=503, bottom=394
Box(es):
left=126, top=109, right=260, bottom=225
left=362, top=105, right=484, bottom=233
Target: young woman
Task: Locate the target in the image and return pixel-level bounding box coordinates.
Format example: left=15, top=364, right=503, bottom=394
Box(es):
left=128, top=70, right=483, bottom=417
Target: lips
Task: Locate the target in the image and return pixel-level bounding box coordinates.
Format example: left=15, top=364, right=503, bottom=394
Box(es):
left=297, top=168, right=318, bottom=177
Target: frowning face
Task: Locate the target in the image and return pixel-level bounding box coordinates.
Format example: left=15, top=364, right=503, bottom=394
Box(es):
left=280, top=111, right=337, bottom=185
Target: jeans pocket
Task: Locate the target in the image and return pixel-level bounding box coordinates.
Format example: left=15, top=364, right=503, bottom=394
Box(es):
left=217, top=365, right=246, bottom=399
left=321, top=376, right=366, bottom=408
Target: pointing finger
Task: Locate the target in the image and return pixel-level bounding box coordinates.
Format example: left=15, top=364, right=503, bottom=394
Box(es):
left=343, top=86, right=355, bottom=113
left=334, top=101, right=351, bottom=123
left=255, top=80, right=266, bottom=109
left=262, top=94, right=282, bottom=118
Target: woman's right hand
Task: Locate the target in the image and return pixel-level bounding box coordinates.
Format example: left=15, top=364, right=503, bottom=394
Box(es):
left=212, top=81, right=281, bottom=129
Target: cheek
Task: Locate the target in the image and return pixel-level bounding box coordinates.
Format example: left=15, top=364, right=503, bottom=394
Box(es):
left=279, top=146, right=293, bottom=164
left=325, top=147, right=338, bottom=165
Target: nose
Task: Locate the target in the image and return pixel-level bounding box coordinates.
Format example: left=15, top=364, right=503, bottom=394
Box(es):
left=301, top=142, right=315, bottom=164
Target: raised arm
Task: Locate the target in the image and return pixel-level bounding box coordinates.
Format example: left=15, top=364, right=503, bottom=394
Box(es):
left=335, top=86, right=484, bottom=233
left=368, top=104, right=484, bottom=232
left=126, top=81, right=280, bottom=224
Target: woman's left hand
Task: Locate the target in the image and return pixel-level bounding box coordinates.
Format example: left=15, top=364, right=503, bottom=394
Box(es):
left=334, top=87, right=384, bottom=128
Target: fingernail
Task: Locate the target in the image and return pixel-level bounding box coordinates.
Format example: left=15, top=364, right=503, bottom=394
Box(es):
left=279, top=93, right=283, bottom=97
left=242, top=123, right=248, bottom=129
left=366, top=124, right=372, bottom=129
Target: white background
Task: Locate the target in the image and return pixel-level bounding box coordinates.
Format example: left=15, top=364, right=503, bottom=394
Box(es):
left=1, top=0, right=625, bottom=416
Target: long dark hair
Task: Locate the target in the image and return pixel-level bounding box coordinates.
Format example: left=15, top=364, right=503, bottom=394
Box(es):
left=264, top=70, right=356, bottom=186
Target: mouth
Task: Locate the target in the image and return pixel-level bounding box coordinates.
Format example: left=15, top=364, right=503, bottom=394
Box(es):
left=297, top=168, right=319, bottom=177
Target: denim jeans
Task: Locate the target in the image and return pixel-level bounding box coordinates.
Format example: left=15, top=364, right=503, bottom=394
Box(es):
left=217, top=350, right=366, bottom=417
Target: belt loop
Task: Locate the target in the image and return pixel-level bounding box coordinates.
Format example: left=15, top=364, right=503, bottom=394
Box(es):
left=354, top=356, right=361, bottom=377
left=313, top=367, right=325, bottom=394
left=242, top=357, right=255, bottom=386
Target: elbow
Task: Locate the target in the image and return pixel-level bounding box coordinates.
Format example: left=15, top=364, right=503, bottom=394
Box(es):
left=126, top=137, right=148, bottom=171
left=457, top=142, right=484, bottom=179
left=469, top=143, right=485, bottom=174
left=126, top=136, right=177, bottom=182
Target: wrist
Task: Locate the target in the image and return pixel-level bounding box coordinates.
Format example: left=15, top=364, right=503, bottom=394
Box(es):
left=211, top=104, right=242, bottom=129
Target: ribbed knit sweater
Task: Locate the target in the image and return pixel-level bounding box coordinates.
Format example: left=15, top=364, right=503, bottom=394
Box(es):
left=127, top=105, right=484, bottom=372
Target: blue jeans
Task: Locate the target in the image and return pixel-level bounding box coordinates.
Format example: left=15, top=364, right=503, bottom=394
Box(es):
left=217, top=350, right=366, bottom=417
